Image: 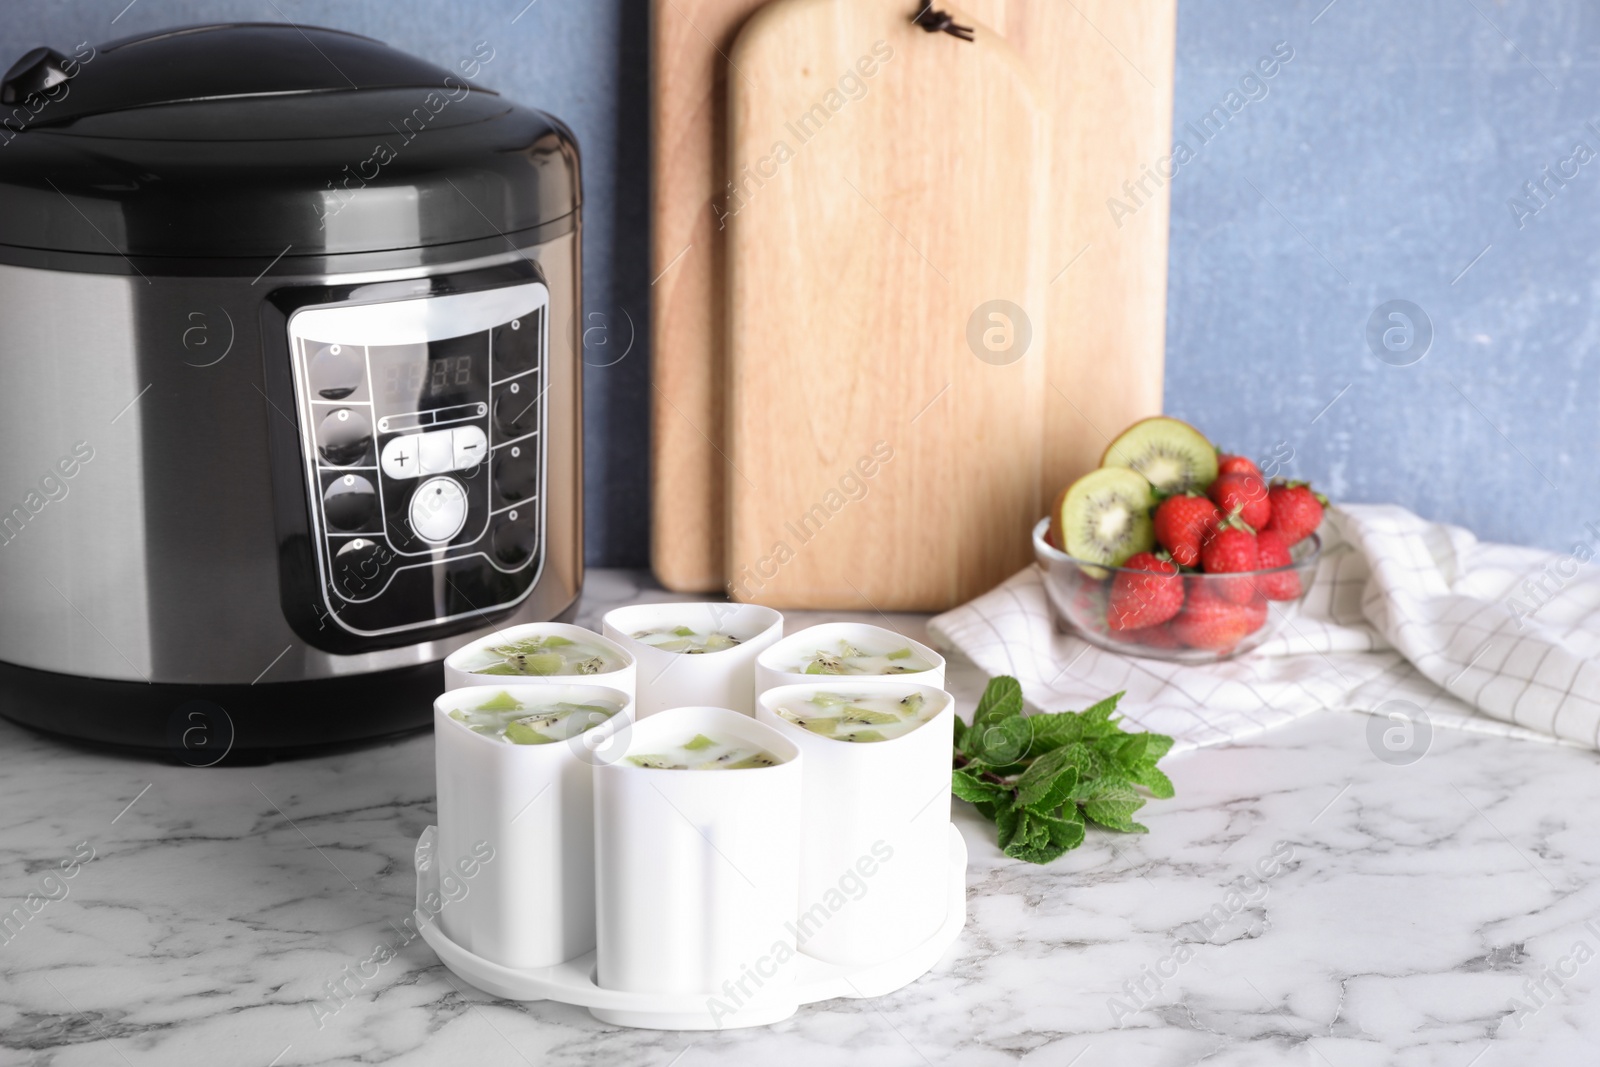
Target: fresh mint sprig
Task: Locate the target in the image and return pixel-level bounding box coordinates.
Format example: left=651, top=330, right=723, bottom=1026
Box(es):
left=951, top=676, right=1175, bottom=865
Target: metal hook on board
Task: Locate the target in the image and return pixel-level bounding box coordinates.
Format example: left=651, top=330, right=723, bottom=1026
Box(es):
left=912, top=3, right=975, bottom=42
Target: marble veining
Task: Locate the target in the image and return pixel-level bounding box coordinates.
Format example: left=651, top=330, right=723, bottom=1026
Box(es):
left=3, top=570, right=1599, bottom=1065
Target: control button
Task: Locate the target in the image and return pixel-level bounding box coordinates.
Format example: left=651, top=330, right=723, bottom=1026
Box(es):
left=409, top=477, right=468, bottom=544
left=493, top=378, right=539, bottom=437
left=332, top=537, right=391, bottom=599
left=308, top=343, right=363, bottom=400
left=380, top=434, right=421, bottom=480
left=317, top=407, right=371, bottom=466
left=323, top=473, right=376, bottom=531
left=492, top=309, right=541, bottom=379
left=453, top=426, right=488, bottom=470
left=418, top=430, right=454, bottom=475
left=494, top=455, right=538, bottom=504
left=491, top=509, right=538, bottom=567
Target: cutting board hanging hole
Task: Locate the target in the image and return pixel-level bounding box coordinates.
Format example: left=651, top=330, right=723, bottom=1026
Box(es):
left=912, top=4, right=975, bottom=42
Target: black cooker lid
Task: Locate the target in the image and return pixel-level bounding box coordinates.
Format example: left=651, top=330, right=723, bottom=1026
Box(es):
left=0, top=24, right=580, bottom=260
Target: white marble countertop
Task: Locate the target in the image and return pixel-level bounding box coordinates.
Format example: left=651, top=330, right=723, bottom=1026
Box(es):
left=3, top=569, right=1599, bottom=1065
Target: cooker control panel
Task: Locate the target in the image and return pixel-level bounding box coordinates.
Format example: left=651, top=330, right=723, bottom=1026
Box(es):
left=286, top=283, right=548, bottom=638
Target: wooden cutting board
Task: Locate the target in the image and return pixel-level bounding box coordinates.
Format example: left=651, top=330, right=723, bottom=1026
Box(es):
left=649, top=0, right=1176, bottom=597
left=723, top=0, right=1048, bottom=610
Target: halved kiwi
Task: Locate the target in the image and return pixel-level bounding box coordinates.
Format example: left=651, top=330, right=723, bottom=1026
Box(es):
left=1051, top=467, right=1156, bottom=567
left=1100, top=416, right=1218, bottom=495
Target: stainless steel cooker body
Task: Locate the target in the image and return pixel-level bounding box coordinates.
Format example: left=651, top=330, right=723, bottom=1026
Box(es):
left=0, top=24, right=585, bottom=756
left=0, top=236, right=583, bottom=684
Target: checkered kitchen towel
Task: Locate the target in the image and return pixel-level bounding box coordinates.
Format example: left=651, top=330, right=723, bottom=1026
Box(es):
left=927, top=505, right=1600, bottom=753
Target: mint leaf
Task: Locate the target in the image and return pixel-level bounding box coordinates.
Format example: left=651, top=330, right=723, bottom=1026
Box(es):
left=1051, top=741, right=1105, bottom=779
left=952, top=715, right=968, bottom=750
left=1036, top=809, right=1086, bottom=851
left=1005, top=842, right=1068, bottom=864
left=952, top=768, right=1010, bottom=805
left=1074, top=772, right=1132, bottom=803
left=971, top=714, right=1032, bottom=766
left=1131, top=763, right=1175, bottom=799
left=995, top=804, right=1022, bottom=850
left=1142, top=733, right=1174, bottom=762
left=972, top=676, right=1023, bottom=733
left=1014, top=747, right=1080, bottom=811
left=1081, top=692, right=1124, bottom=724
left=1083, top=782, right=1148, bottom=833
left=1112, top=733, right=1150, bottom=769
left=1023, top=712, right=1084, bottom=753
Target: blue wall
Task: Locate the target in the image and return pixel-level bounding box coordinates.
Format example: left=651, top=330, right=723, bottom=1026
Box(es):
left=1167, top=0, right=1599, bottom=553
left=2, top=1, right=1593, bottom=564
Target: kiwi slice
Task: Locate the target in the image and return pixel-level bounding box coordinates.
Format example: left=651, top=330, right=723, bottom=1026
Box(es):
left=475, top=662, right=520, bottom=676
left=885, top=647, right=912, bottom=661
left=1052, top=467, right=1156, bottom=567
left=628, top=755, right=685, bottom=769
left=524, top=652, right=565, bottom=676
left=844, top=730, right=886, bottom=743
left=474, top=691, right=522, bottom=713
left=842, top=706, right=898, bottom=725
left=683, top=734, right=716, bottom=751
left=504, top=716, right=560, bottom=745
left=804, top=654, right=844, bottom=675
left=723, top=753, right=779, bottom=769
left=1100, top=416, right=1218, bottom=495
left=786, top=714, right=838, bottom=736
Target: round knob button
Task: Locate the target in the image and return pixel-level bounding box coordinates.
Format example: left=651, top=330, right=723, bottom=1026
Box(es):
left=493, top=381, right=538, bottom=437
left=309, top=343, right=363, bottom=400
left=492, top=313, right=540, bottom=377
left=332, top=537, right=390, bottom=599
left=493, top=456, right=537, bottom=504
left=409, top=476, right=468, bottom=544
left=323, top=474, right=376, bottom=531
left=317, top=407, right=372, bottom=466
left=491, top=512, right=538, bottom=567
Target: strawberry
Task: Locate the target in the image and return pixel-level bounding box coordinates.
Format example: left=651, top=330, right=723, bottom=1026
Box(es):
left=1252, top=528, right=1302, bottom=600
left=1170, top=583, right=1268, bottom=652
left=1153, top=493, right=1221, bottom=568
left=1200, top=519, right=1260, bottom=605
left=1216, top=453, right=1262, bottom=479
left=1208, top=471, right=1271, bottom=530
left=1108, top=621, right=1183, bottom=649
left=1106, top=552, right=1184, bottom=631
left=1263, top=481, right=1326, bottom=546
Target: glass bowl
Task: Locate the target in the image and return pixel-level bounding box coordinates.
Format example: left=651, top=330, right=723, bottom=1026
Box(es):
left=1031, top=518, right=1322, bottom=663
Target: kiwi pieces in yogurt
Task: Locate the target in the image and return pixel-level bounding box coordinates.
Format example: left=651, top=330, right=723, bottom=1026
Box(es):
left=797, top=639, right=931, bottom=676
left=631, top=626, right=743, bottom=654
left=470, top=633, right=618, bottom=677
left=777, top=690, right=933, bottom=743
left=626, top=733, right=781, bottom=770
left=448, top=693, right=621, bottom=745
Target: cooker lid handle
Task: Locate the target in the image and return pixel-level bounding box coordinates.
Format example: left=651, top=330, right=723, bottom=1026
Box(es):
left=2, top=24, right=490, bottom=129
left=1, top=46, right=71, bottom=106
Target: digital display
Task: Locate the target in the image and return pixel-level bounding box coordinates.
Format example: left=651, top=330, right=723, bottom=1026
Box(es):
left=384, top=355, right=472, bottom=400
left=368, top=335, right=488, bottom=414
